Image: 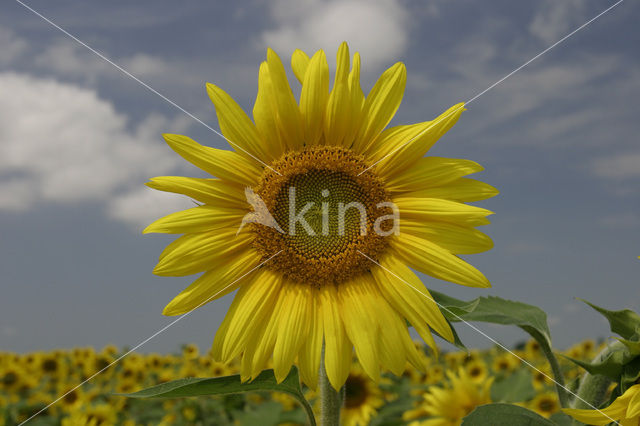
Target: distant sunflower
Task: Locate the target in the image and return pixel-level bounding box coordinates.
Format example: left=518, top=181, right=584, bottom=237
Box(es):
left=342, top=364, right=385, bottom=426
left=146, top=42, right=496, bottom=389
left=528, top=391, right=560, bottom=418
left=403, top=368, right=493, bottom=426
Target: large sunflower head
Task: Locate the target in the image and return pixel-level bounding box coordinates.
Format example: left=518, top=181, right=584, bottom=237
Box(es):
left=145, top=42, right=497, bottom=389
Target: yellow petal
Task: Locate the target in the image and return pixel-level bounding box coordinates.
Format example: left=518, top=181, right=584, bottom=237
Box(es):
left=244, top=292, right=281, bottom=380
left=371, top=255, right=452, bottom=343
left=206, top=83, right=273, bottom=163
left=320, top=285, right=352, bottom=390
left=163, top=134, right=261, bottom=186
left=214, top=269, right=283, bottom=362
left=562, top=408, right=619, bottom=425
left=145, top=176, right=246, bottom=207
left=300, top=50, right=329, bottom=146
left=266, top=48, right=304, bottom=150
left=291, top=49, right=310, bottom=84
left=143, top=205, right=245, bottom=234
left=324, top=42, right=351, bottom=146
left=376, top=296, right=410, bottom=375
left=273, top=283, right=311, bottom=382
left=371, top=103, right=465, bottom=179
left=406, top=178, right=499, bottom=202
left=391, top=233, right=491, bottom=288
left=385, top=157, right=484, bottom=193
left=297, top=288, right=322, bottom=389
left=154, top=230, right=252, bottom=276
left=163, top=248, right=262, bottom=315
left=353, top=62, right=406, bottom=153
left=395, top=197, right=494, bottom=227
left=253, top=62, right=286, bottom=157
left=400, top=220, right=494, bottom=254
left=626, top=385, right=640, bottom=418
left=344, top=52, right=365, bottom=146
left=338, top=276, right=381, bottom=382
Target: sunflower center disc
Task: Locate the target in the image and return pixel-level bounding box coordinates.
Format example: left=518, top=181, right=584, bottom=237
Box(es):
left=252, top=146, right=393, bottom=286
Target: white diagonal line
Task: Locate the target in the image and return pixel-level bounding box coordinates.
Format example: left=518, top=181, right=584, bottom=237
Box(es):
left=14, top=0, right=281, bottom=176
left=18, top=250, right=282, bottom=425
left=357, top=250, right=619, bottom=424
left=358, top=0, right=624, bottom=176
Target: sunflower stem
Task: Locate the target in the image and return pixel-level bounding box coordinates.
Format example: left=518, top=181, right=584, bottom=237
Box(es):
left=319, top=346, right=343, bottom=426
left=571, top=341, right=620, bottom=410
left=539, top=341, right=570, bottom=407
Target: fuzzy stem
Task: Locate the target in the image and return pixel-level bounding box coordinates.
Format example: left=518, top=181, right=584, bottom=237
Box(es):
left=571, top=341, right=621, bottom=410
left=319, top=347, right=343, bottom=426
left=539, top=341, right=571, bottom=407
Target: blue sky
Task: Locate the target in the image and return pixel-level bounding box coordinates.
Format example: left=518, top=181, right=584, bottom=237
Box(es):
left=0, top=0, right=638, bottom=354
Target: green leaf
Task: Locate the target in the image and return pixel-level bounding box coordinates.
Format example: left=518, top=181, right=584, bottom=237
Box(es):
left=431, top=292, right=552, bottom=348
left=491, top=369, right=537, bottom=403
left=430, top=290, right=480, bottom=318
left=579, top=299, right=640, bottom=340
left=430, top=292, right=571, bottom=406
left=560, top=349, right=634, bottom=380
left=232, top=401, right=285, bottom=426
left=121, top=367, right=316, bottom=426
left=548, top=412, right=574, bottom=426
left=617, top=336, right=640, bottom=355
left=620, top=356, right=640, bottom=393
left=462, top=403, right=555, bottom=426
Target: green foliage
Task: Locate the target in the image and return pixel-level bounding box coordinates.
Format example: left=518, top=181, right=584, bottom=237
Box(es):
left=462, top=403, right=556, bottom=425
left=548, top=412, right=574, bottom=425
left=491, top=369, right=537, bottom=403
left=431, top=291, right=570, bottom=406
left=565, top=300, right=640, bottom=397
left=579, top=299, right=640, bottom=340
left=620, top=356, right=640, bottom=393
left=431, top=291, right=552, bottom=349
left=232, top=401, right=308, bottom=426
left=122, top=367, right=316, bottom=426
left=561, top=349, right=633, bottom=380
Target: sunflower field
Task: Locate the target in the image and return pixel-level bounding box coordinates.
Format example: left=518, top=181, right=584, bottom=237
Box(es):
left=0, top=338, right=606, bottom=426
left=3, top=27, right=639, bottom=426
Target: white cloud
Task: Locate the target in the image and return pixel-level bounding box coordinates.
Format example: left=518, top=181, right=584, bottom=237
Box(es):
left=33, top=41, right=109, bottom=82
left=107, top=186, right=195, bottom=231
left=591, top=152, right=640, bottom=180
left=529, top=0, right=587, bottom=44
left=261, top=0, right=410, bottom=68
left=121, top=53, right=168, bottom=77
left=0, top=72, right=194, bottom=226
left=32, top=40, right=175, bottom=84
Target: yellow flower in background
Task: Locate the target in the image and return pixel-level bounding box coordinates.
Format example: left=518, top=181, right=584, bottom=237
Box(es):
left=145, top=41, right=497, bottom=389
left=563, top=384, right=640, bottom=425
left=464, top=359, right=488, bottom=384
left=491, top=352, right=519, bottom=374
left=341, top=365, right=385, bottom=426
left=403, top=368, right=493, bottom=426
left=528, top=392, right=560, bottom=418
left=61, top=403, right=117, bottom=426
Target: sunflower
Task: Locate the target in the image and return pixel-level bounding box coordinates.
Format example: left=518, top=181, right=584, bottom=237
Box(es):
left=491, top=352, right=519, bottom=375
left=464, top=359, right=488, bottom=384
left=528, top=392, right=560, bottom=418
left=146, top=42, right=496, bottom=390
left=341, top=365, right=384, bottom=426
left=403, top=367, right=493, bottom=425
left=61, top=403, right=118, bottom=426
left=563, top=384, right=640, bottom=425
